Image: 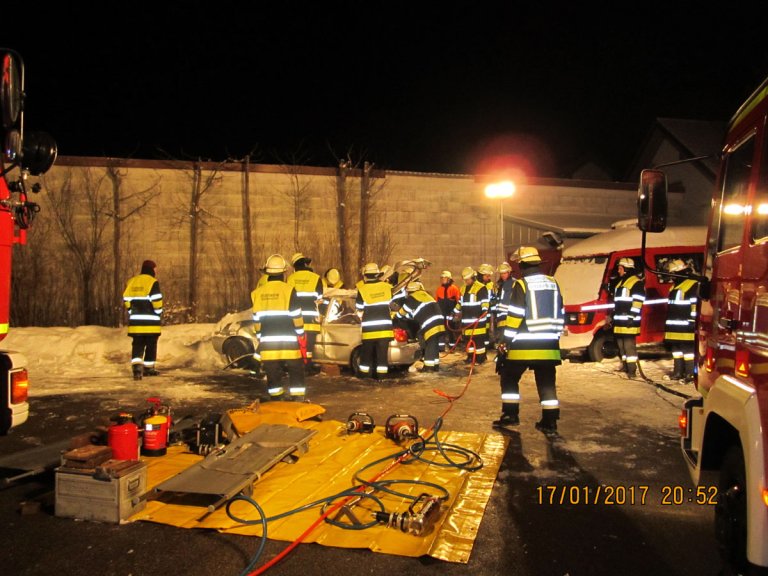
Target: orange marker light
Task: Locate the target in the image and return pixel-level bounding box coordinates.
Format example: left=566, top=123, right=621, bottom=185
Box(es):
left=678, top=411, right=688, bottom=435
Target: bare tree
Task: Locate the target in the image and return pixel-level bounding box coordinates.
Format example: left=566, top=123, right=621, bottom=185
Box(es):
left=336, top=159, right=353, bottom=286
left=105, top=161, right=159, bottom=326
left=42, top=168, right=112, bottom=325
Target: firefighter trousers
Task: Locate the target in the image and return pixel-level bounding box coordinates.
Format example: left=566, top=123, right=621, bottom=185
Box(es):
left=499, top=362, right=558, bottom=416
left=359, top=338, right=389, bottom=377
left=130, top=334, right=159, bottom=367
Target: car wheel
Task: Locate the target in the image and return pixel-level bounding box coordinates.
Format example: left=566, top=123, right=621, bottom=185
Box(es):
left=223, top=337, right=256, bottom=369
left=587, top=331, right=618, bottom=362
left=715, top=444, right=748, bottom=574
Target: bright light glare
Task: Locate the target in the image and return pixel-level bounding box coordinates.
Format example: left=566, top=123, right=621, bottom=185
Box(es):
left=723, top=203, right=747, bottom=216
left=485, top=180, right=516, bottom=199
left=757, top=203, right=768, bottom=215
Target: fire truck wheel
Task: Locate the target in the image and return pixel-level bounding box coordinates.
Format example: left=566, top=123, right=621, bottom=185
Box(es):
left=715, top=444, right=748, bottom=573
left=587, top=332, right=618, bottom=362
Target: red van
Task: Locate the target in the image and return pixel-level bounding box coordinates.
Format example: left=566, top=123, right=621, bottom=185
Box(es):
left=555, top=224, right=706, bottom=361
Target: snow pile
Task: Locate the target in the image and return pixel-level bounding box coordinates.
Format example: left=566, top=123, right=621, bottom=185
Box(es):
left=3, top=323, right=221, bottom=378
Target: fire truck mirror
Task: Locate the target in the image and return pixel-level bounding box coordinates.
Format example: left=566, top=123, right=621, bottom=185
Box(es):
left=0, top=52, right=22, bottom=130
left=638, top=169, right=668, bottom=233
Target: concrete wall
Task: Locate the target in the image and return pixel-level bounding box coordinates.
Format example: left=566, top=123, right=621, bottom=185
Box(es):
left=13, top=157, right=660, bottom=325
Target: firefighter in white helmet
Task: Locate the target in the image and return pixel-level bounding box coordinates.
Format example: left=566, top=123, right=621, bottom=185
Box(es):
left=611, top=256, right=645, bottom=378
left=395, top=281, right=446, bottom=372
left=251, top=254, right=306, bottom=401
left=287, top=252, right=323, bottom=375
left=663, top=258, right=699, bottom=382
left=495, top=246, right=564, bottom=435
left=355, top=262, right=394, bottom=378
left=494, top=261, right=516, bottom=341
left=454, top=266, right=490, bottom=365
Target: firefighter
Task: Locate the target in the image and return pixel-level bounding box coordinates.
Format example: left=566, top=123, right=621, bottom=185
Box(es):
left=494, top=246, right=564, bottom=435
left=454, top=267, right=490, bottom=364
left=355, top=262, right=394, bottom=378
left=251, top=254, right=306, bottom=401
left=478, top=263, right=497, bottom=350
left=611, top=257, right=645, bottom=378
left=494, top=261, right=515, bottom=339
left=435, top=270, right=461, bottom=352
left=123, top=260, right=163, bottom=380
left=319, top=267, right=343, bottom=317
left=664, top=259, right=699, bottom=382
left=396, top=281, right=446, bottom=372
left=287, top=252, right=323, bottom=375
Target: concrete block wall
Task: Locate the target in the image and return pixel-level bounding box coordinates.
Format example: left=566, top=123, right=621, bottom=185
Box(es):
left=21, top=157, right=651, bottom=324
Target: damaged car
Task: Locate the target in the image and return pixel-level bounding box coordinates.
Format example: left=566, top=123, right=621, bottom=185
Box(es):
left=211, top=258, right=430, bottom=375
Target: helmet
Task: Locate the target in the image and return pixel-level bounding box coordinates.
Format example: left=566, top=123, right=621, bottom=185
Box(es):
left=461, top=266, right=476, bottom=280
left=440, top=270, right=452, bottom=279
left=667, top=259, right=687, bottom=273
left=291, top=252, right=311, bottom=266
left=498, top=262, right=512, bottom=274
left=378, top=264, right=394, bottom=280
left=618, top=257, right=635, bottom=269
left=478, top=263, right=495, bottom=276
left=362, top=262, right=380, bottom=276
left=515, top=246, right=542, bottom=264
left=263, top=254, right=287, bottom=274
left=406, top=281, right=424, bottom=293
left=325, top=268, right=341, bottom=285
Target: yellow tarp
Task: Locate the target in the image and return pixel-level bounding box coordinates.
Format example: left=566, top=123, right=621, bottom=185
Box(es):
left=131, top=403, right=507, bottom=564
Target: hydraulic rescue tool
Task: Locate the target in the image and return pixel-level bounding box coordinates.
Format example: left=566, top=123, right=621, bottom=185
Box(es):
left=384, top=414, right=419, bottom=443
left=345, top=412, right=375, bottom=434
left=374, top=493, right=443, bottom=536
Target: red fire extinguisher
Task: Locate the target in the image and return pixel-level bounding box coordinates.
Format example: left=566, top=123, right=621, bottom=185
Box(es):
left=141, top=397, right=171, bottom=457
left=108, top=411, right=139, bottom=461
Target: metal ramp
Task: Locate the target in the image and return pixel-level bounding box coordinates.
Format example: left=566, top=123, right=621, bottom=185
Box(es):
left=152, top=423, right=316, bottom=515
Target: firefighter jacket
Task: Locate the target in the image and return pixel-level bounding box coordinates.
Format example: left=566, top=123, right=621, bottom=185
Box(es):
left=123, top=274, right=163, bottom=335
left=495, top=276, right=516, bottom=326
left=355, top=280, right=394, bottom=340
left=612, top=274, right=645, bottom=336
left=287, top=269, right=323, bottom=333
left=664, top=278, right=699, bottom=342
left=435, top=282, right=461, bottom=318
left=503, top=270, right=564, bottom=363
left=454, top=280, right=489, bottom=338
left=251, top=279, right=304, bottom=362
left=396, top=289, right=446, bottom=341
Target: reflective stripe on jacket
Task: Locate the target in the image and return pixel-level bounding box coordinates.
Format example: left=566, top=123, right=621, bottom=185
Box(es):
left=503, top=272, right=564, bottom=362
left=287, top=270, right=323, bottom=332
left=665, top=278, right=699, bottom=342
left=356, top=280, right=394, bottom=340
left=123, top=274, right=163, bottom=335
left=251, top=279, right=304, bottom=361
left=613, top=274, right=645, bottom=336
left=454, top=281, right=489, bottom=337
left=397, top=289, right=446, bottom=341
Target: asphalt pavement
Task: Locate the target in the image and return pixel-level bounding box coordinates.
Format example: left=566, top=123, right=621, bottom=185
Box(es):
left=0, top=352, right=727, bottom=576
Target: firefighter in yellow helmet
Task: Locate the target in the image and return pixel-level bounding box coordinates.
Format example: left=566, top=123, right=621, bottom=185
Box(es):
left=287, top=252, right=323, bottom=375
left=395, top=281, right=446, bottom=372
left=478, top=263, right=497, bottom=350
left=454, top=266, right=490, bottom=364
left=611, top=256, right=645, bottom=378
left=251, top=254, right=306, bottom=401
left=355, top=262, right=394, bottom=378
left=495, top=247, right=564, bottom=435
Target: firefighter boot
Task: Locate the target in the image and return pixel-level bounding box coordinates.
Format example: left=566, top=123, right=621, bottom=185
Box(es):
left=492, top=407, right=520, bottom=428
left=671, top=358, right=684, bottom=380
left=683, top=359, right=695, bottom=382
left=535, top=409, right=559, bottom=435
left=132, top=365, right=143, bottom=381
left=144, top=366, right=160, bottom=377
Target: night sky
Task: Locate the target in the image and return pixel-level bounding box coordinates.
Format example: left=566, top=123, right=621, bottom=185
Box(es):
left=4, top=2, right=766, bottom=179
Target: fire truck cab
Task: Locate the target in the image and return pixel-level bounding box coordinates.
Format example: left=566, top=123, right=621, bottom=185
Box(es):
left=0, top=49, right=57, bottom=434
left=639, top=76, right=768, bottom=573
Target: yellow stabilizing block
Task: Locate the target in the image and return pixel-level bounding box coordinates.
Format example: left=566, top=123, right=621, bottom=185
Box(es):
left=132, top=407, right=506, bottom=564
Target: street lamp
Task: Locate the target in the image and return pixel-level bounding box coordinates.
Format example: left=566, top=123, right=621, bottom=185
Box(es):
left=484, top=180, right=516, bottom=262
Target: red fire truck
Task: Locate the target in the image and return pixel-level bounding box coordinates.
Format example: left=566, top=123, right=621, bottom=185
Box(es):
left=639, top=77, right=768, bottom=573
left=0, top=48, right=57, bottom=434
